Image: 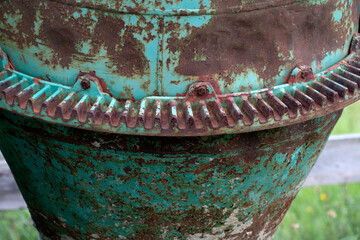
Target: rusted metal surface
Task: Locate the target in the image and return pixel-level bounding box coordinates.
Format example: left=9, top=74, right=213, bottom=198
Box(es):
left=5, top=133, right=360, bottom=210
left=0, top=0, right=358, bottom=100
left=0, top=0, right=359, bottom=239
left=0, top=109, right=341, bottom=239
left=0, top=44, right=359, bottom=136
left=0, top=0, right=359, bottom=136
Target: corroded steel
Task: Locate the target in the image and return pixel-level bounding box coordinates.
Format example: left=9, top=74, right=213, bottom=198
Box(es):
left=0, top=0, right=359, bottom=239
left=0, top=0, right=358, bottom=100
left=0, top=44, right=359, bottom=136
left=0, top=109, right=341, bottom=239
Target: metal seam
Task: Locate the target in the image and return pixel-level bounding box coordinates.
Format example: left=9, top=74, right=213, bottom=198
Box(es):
left=0, top=52, right=359, bottom=136
left=46, top=0, right=303, bottom=16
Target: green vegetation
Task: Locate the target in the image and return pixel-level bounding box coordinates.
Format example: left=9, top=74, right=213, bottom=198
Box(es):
left=332, top=100, right=360, bottom=135
left=1, top=102, right=360, bottom=240
left=0, top=209, right=37, bottom=240
left=274, top=101, right=360, bottom=240
left=274, top=183, right=360, bottom=240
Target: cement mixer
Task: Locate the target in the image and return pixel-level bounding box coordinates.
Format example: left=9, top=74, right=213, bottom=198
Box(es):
left=0, top=0, right=359, bottom=239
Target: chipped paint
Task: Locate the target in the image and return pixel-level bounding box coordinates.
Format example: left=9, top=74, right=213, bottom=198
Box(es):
left=0, top=0, right=359, bottom=239
left=0, top=109, right=342, bottom=239
left=333, top=9, right=343, bottom=22
left=0, top=0, right=358, bottom=99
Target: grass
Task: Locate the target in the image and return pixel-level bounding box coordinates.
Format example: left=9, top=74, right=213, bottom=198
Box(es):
left=331, top=100, right=360, bottom=135
left=1, top=102, right=360, bottom=240
left=0, top=209, right=37, bottom=240
left=273, top=100, right=360, bottom=240
left=274, top=183, right=360, bottom=240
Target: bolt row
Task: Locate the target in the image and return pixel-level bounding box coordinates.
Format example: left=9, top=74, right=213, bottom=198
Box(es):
left=0, top=56, right=359, bottom=133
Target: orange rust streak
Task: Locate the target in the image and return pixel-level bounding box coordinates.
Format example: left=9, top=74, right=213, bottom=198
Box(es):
left=33, top=78, right=41, bottom=84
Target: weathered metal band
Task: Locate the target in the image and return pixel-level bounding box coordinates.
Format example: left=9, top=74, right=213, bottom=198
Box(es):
left=50, top=0, right=302, bottom=15
left=0, top=37, right=360, bottom=136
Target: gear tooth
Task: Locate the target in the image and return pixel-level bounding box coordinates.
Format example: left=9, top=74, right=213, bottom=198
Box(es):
left=227, top=97, right=243, bottom=122
left=338, top=68, right=360, bottom=87
left=214, top=99, right=228, bottom=126
left=73, top=94, right=89, bottom=123
left=305, top=85, right=327, bottom=107
left=348, top=59, right=360, bottom=69
left=331, top=72, right=358, bottom=93
left=157, top=101, right=169, bottom=130
left=185, top=101, right=196, bottom=129
left=168, top=100, right=178, bottom=128
left=120, top=100, right=133, bottom=128
left=28, top=85, right=50, bottom=113
left=313, top=81, right=339, bottom=103
left=56, top=92, right=77, bottom=120
left=42, top=89, right=65, bottom=117
left=256, top=96, right=273, bottom=121
left=0, top=77, right=15, bottom=96
left=283, top=92, right=302, bottom=118
left=155, top=100, right=161, bottom=123
left=87, top=96, right=104, bottom=125
left=137, top=99, right=146, bottom=127
left=200, top=100, right=216, bottom=129
left=144, top=101, right=155, bottom=130
left=294, top=89, right=315, bottom=111
left=266, top=92, right=288, bottom=119
left=345, top=63, right=360, bottom=78
left=104, top=98, right=120, bottom=127
left=2, top=79, right=26, bottom=105
left=241, top=97, right=259, bottom=125
left=322, top=77, right=348, bottom=98
left=15, top=83, right=39, bottom=109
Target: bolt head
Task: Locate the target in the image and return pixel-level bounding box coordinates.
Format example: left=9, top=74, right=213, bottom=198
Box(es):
left=196, top=86, right=207, bottom=97
left=300, top=71, right=308, bottom=79
left=80, top=79, right=90, bottom=90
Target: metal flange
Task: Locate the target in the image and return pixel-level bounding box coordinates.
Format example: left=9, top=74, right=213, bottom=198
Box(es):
left=0, top=36, right=360, bottom=136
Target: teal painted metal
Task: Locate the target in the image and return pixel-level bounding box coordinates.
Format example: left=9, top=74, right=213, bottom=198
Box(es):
left=0, top=0, right=359, bottom=136
left=0, top=0, right=359, bottom=239
left=0, top=0, right=358, bottom=100
left=0, top=109, right=341, bottom=239
left=0, top=43, right=360, bottom=136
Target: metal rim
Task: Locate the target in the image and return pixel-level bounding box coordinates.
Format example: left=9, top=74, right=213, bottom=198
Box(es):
left=1, top=35, right=360, bottom=136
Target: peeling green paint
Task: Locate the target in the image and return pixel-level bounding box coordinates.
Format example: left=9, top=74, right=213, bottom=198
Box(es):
left=332, top=9, right=343, bottom=22
left=0, top=0, right=358, bottom=239
left=0, top=109, right=342, bottom=239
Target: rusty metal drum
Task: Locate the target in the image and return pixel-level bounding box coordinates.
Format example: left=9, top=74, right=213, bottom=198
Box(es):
left=0, top=0, right=359, bottom=239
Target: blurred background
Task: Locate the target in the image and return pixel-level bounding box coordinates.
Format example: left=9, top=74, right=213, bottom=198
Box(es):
left=1, top=101, right=360, bottom=240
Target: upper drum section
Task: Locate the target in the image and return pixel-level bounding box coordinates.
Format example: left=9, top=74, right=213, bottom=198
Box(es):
left=0, top=0, right=358, bottom=100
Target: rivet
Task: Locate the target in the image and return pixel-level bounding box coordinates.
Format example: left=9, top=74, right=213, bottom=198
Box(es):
left=80, top=79, right=90, bottom=90
left=196, top=86, right=207, bottom=97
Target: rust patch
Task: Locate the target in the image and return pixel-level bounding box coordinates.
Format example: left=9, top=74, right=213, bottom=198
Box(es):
left=287, top=65, right=315, bottom=85
left=0, top=0, right=152, bottom=77
left=91, top=13, right=151, bottom=77
left=43, top=27, right=76, bottom=67
left=212, top=0, right=298, bottom=13
left=0, top=108, right=341, bottom=239
left=165, top=0, right=355, bottom=90
left=22, top=54, right=26, bottom=64
left=33, top=78, right=41, bottom=84
left=140, top=79, right=151, bottom=92
left=170, top=80, right=181, bottom=85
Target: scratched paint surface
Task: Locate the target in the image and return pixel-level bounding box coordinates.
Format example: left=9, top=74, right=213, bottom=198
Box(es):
left=0, top=0, right=358, bottom=100
left=0, top=0, right=357, bottom=239
left=0, top=109, right=341, bottom=239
